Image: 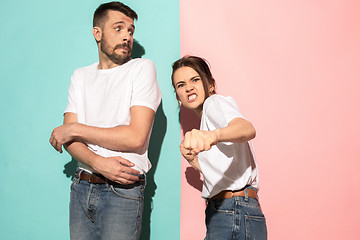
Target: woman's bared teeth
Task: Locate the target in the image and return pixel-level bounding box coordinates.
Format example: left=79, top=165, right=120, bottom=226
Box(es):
left=188, top=94, right=197, bottom=100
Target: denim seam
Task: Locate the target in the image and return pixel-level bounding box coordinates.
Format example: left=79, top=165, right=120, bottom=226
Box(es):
left=71, top=181, right=91, bottom=223
left=132, top=191, right=144, bottom=240
left=210, top=200, right=235, bottom=214
left=245, top=215, right=266, bottom=221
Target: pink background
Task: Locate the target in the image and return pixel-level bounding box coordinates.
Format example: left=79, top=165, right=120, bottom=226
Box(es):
left=179, top=1, right=360, bottom=239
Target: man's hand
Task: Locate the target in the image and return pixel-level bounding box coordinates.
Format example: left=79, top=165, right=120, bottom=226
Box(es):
left=94, top=156, right=140, bottom=184
left=49, top=123, right=77, bottom=153
left=182, top=129, right=219, bottom=155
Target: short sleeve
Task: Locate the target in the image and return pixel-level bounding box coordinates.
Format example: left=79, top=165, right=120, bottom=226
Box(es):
left=64, top=72, right=77, bottom=114
left=204, top=96, right=244, bottom=129
left=131, top=60, right=161, bottom=112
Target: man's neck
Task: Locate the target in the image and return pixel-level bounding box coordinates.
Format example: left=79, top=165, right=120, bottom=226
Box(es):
left=97, top=51, right=129, bottom=70
left=97, top=60, right=120, bottom=70
left=97, top=52, right=120, bottom=69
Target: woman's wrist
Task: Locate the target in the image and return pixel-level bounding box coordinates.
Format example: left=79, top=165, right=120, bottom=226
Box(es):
left=212, top=129, right=221, bottom=145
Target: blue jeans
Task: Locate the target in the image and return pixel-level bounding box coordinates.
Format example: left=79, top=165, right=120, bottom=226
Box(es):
left=69, top=172, right=145, bottom=240
left=205, top=187, right=267, bottom=240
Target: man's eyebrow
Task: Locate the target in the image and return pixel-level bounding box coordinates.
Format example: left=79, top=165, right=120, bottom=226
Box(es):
left=113, top=21, right=135, bottom=30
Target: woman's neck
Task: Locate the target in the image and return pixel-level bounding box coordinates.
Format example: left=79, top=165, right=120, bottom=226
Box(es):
left=194, top=105, right=203, bottom=118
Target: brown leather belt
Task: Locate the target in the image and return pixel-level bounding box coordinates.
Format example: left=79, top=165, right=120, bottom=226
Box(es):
left=76, top=171, right=144, bottom=185
left=211, top=188, right=258, bottom=200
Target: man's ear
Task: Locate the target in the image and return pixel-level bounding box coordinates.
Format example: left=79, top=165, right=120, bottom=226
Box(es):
left=92, top=26, right=102, bottom=42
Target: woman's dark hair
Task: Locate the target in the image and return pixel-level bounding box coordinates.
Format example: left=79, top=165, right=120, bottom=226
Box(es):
left=93, top=1, right=138, bottom=28
left=172, top=56, right=216, bottom=99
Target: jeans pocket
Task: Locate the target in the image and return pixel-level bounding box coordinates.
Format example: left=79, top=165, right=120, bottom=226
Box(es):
left=70, top=178, right=78, bottom=191
left=245, top=215, right=267, bottom=240
left=211, top=199, right=235, bottom=214
left=110, top=185, right=142, bottom=201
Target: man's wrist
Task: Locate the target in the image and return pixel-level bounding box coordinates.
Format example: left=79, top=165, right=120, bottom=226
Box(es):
left=70, top=123, right=82, bottom=141
left=91, top=155, right=104, bottom=173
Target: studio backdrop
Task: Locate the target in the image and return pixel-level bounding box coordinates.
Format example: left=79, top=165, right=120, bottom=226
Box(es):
left=1, top=0, right=360, bottom=239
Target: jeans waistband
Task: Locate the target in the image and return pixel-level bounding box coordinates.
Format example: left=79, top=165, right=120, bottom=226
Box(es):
left=75, top=170, right=145, bottom=186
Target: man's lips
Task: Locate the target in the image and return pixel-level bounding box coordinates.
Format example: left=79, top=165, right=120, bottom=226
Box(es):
left=116, top=47, right=129, bottom=52
left=115, top=43, right=131, bottom=52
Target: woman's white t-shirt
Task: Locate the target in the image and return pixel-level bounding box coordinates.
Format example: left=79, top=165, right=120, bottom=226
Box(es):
left=198, top=94, right=259, bottom=198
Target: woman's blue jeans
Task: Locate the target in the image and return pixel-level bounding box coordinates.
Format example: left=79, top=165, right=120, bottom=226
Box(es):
left=205, top=187, right=267, bottom=240
left=69, top=173, right=145, bottom=240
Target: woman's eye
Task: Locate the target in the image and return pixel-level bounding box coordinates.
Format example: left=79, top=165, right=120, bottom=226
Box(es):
left=193, top=78, right=200, bottom=82
left=115, top=27, right=120, bottom=31
left=129, top=31, right=133, bottom=36
left=177, top=84, right=184, bottom=88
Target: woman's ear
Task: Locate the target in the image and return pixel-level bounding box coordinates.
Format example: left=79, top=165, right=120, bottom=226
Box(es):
left=209, top=84, right=215, bottom=94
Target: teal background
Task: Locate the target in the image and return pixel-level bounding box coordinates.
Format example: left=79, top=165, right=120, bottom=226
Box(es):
left=0, top=0, right=180, bottom=239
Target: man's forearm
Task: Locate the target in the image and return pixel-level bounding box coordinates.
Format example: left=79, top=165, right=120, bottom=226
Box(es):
left=64, top=140, right=141, bottom=184
left=72, top=124, right=146, bottom=152
left=64, top=141, right=101, bottom=171
left=70, top=106, right=155, bottom=152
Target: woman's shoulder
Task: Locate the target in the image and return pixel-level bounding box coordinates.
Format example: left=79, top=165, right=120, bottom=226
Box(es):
left=204, top=94, right=236, bottom=108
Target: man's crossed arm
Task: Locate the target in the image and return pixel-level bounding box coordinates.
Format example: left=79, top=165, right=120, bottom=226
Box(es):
left=49, top=106, right=155, bottom=184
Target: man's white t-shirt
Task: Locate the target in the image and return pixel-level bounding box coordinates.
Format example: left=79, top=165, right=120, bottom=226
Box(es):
left=198, top=94, right=259, bottom=198
left=65, top=58, right=161, bottom=174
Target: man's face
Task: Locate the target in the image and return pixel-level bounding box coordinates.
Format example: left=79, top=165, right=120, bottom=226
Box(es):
left=99, top=10, right=135, bottom=65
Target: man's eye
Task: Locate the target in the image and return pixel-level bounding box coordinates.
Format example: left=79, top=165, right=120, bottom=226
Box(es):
left=129, top=31, right=133, bottom=36
left=115, top=27, right=120, bottom=31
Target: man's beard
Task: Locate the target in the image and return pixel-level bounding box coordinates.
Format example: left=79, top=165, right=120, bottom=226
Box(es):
left=100, top=39, right=132, bottom=65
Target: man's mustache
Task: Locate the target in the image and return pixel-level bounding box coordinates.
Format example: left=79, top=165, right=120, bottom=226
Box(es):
left=114, top=43, right=131, bottom=51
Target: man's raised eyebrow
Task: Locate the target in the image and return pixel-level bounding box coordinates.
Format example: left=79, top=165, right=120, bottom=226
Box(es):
left=113, top=21, right=135, bottom=30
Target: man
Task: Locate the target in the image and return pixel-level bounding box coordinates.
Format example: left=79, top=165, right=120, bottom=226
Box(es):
left=49, top=2, right=161, bottom=239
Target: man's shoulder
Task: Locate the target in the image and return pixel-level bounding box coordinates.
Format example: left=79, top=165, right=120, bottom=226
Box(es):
left=130, top=57, right=153, bottom=64
left=73, top=62, right=98, bottom=75
left=127, top=58, right=154, bottom=69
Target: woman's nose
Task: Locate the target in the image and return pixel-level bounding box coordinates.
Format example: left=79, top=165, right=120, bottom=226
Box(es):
left=185, top=83, right=194, bottom=92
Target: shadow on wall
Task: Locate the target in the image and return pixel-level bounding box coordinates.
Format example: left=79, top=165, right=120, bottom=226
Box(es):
left=140, top=101, right=166, bottom=240
left=132, top=39, right=145, bottom=59
left=62, top=39, right=167, bottom=240
left=179, top=105, right=203, bottom=192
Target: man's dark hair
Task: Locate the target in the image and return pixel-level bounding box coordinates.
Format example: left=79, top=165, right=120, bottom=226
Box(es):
left=93, top=1, right=138, bottom=28
left=172, top=56, right=217, bottom=100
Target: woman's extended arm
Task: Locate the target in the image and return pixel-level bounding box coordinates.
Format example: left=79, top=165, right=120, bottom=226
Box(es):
left=182, top=117, right=256, bottom=155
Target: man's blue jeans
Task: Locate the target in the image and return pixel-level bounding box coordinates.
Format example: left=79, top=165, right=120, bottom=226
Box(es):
left=69, top=172, right=145, bottom=240
left=205, top=187, right=267, bottom=240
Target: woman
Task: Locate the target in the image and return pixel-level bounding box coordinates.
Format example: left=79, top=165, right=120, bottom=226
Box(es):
left=172, top=56, right=267, bottom=240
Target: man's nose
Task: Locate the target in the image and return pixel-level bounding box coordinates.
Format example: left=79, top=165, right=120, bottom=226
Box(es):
left=123, top=31, right=132, bottom=42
